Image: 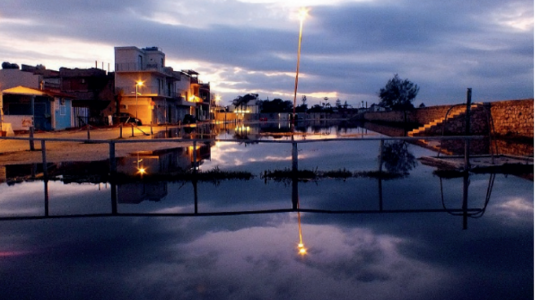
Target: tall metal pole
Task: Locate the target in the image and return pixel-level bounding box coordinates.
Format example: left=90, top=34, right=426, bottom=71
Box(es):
left=292, top=14, right=305, bottom=124
left=464, top=88, right=472, bottom=170
left=135, top=84, right=138, bottom=119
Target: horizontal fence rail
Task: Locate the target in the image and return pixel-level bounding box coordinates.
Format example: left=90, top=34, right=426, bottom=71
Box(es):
left=0, top=135, right=487, bottom=144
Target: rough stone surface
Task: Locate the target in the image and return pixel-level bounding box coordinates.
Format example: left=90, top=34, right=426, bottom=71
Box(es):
left=363, top=99, right=534, bottom=139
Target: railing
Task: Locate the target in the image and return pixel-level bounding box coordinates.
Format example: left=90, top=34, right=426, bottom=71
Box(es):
left=1, top=135, right=486, bottom=174
left=0, top=135, right=494, bottom=229
left=117, top=85, right=178, bottom=98
left=115, top=63, right=165, bottom=73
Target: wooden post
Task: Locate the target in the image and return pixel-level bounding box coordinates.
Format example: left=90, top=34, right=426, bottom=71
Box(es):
left=292, top=141, right=298, bottom=173
left=44, top=180, right=49, bottom=217
left=111, top=183, right=117, bottom=215
left=462, top=172, right=469, bottom=230
left=131, top=124, right=134, bottom=137
left=29, top=126, right=35, bottom=151
left=41, top=140, right=47, bottom=178
left=465, top=88, right=472, bottom=135
left=378, top=139, right=384, bottom=172
left=193, top=179, right=198, bottom=214
left=464, top=88, right=472, bottom=170
left=192, top=140, right=197, bottom=174
left=87, top=124, right=91, bottom=140
left=109, top=141, right=116, bottom=175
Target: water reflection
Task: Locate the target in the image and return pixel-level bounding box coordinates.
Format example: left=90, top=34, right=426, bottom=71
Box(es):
left=0, top=164, right=499, bottom=231
left=0, top=123, right=532, bottom=300
left=380, top=141, right=417, bottom=175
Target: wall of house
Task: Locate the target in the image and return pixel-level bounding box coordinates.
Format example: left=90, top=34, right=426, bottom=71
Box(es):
left=114, top=46, right=144, bottom=71
left=3, top=115, right=33, bottom=131
left=52, top=98, right=73, bottom=130
left=0, top=69, right=41, bottom=90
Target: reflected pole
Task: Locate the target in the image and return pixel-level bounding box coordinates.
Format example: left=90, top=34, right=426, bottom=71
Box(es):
left=135, top=81, right=143, bottom=119
left=292, top=8, right=308, bottom=125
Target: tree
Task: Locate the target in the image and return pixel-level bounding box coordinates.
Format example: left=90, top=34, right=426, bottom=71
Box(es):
left=232, top=93, right=258, bottom=111
left=381, top=141, right=417, bottom=175
left=2, top=62, right=19, bottom=69
left=260, top=98, right=293, bottom=113
left=378, top=74, right=419, bottom=110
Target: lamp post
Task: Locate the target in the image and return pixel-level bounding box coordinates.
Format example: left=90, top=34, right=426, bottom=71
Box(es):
left=292, top=8, right=308, bottom=124
left=135, top=81, right=143, bottom=119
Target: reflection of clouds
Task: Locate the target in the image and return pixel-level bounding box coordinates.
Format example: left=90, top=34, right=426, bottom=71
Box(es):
left=125, top=221, right=447, bottom=300
left=302, top=226, right=448, bottom=294
left=491, top=197, right=533, bottom=223
left=248, top=155, right=291, bottom=162
left=0, top=181, right=110, bottom=216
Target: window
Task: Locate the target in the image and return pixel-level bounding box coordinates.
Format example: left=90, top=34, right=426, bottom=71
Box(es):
left=60, top=101, right=67, bottom=116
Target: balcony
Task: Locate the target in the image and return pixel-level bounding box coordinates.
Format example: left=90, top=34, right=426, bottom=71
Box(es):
left=115, top=63, right=164, bottom=73
left=116, top=85, right=177, bottom=98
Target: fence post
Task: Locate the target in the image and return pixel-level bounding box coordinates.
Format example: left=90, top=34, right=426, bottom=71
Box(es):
left=292, top=141, right=298, bottom=173
left=41, top=140, right=47, bottom=178
left=192, top=140, right=197, bottom=174
left=464, top=88, right=472, bottom=170
left=378, top=139, right=384, bottom=172
left=109, top=141, right=116, bottom=175
left=29, top=126, right=35, bottom=151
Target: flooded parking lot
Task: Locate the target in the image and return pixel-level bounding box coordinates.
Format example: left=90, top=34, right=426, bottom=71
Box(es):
left=0, top=122, right=532, bottom=300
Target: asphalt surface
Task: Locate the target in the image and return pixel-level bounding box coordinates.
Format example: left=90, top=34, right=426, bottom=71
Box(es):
left=0, top=125, right=192, bottom=165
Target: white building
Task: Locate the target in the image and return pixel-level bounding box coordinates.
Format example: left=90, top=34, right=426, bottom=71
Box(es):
left=114, top=46, right=210, bottom=125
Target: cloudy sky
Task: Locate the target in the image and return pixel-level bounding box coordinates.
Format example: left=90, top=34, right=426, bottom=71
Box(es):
left=0, top=0, right=533, bottom=107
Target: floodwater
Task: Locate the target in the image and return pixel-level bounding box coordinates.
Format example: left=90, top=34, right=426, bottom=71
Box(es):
left=0, top=122, right=533, bottom=300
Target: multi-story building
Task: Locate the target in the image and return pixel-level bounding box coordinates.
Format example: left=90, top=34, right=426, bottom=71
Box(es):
left=114, top=46, right=210, bottom=125
left=59, top=67, right=115, bottom=126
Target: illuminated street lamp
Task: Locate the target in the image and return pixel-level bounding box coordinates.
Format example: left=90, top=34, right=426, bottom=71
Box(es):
left=135, top=81, right=143, bottom=119
left=292, top=7, right=308, bottom=123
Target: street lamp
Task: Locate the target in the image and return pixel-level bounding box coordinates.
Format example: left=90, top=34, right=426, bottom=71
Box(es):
left=135, top=81, right=143, bottom=119
left=292, top=7, right=308, bottom=123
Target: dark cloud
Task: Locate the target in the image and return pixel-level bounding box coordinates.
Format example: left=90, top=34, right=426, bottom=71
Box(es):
left=0, top=0, right=532, bottom=106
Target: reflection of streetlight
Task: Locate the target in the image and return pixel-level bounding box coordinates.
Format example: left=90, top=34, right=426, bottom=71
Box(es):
left=297, top=201, right=307, bottom=256
left=135, top=153, right=147, bottom=177
left=292, top=7, right=308, bottom=123
left=135, top=81, right=143, bottom=119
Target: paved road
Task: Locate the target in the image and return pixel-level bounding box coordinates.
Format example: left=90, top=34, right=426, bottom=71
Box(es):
left=0, top=125, right=192, bottom=165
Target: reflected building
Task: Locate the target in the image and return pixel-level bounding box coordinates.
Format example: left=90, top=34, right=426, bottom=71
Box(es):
left=118, top=182, right=167, bottom=204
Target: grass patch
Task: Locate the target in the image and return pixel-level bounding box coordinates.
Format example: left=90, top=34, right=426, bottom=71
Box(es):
left=321, top=168, right=353, bottom=179
left=353, top=171, right=405, bottom=180
left=261, top=168, right=317, bottom=182
left=262, top=168, right=406, bottom=182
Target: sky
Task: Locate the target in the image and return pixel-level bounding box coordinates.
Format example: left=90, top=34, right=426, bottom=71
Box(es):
left=0, top=0, right=533, bottom=108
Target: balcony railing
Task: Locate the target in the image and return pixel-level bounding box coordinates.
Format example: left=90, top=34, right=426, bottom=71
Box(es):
left=116, top=86, right=182, bottom=98
left=115, top=63, right=164, bottom=73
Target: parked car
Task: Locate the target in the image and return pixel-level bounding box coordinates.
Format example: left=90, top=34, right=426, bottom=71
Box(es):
left=183, top=114, right=197, bottom=124
left=115, top=113, right=142, bottom=126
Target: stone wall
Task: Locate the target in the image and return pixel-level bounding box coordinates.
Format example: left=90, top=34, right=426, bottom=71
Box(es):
left=362, top=99, right=534, bottom=139
left=489, top=99, right=533, bottom=138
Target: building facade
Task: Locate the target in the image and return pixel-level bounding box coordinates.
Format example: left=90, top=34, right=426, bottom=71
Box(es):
left=1, top=66, right=74, bottom=132
left=60, top=67, right=115, bottom=126
left=114, top=46, right=210, bottom=125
